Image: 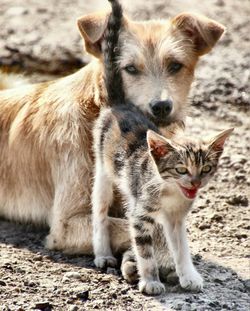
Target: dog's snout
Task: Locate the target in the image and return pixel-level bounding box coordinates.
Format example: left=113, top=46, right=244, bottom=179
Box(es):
left=150, top=100, right=173, bottom=118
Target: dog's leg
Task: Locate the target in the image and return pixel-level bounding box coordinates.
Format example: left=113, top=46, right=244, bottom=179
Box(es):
left=46, top=197, right=130, bottom=255
left=45, top=157, right=130, bottom=254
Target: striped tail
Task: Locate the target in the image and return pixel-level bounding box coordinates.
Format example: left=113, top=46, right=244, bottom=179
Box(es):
left=103, top=0, right=125, bottom=106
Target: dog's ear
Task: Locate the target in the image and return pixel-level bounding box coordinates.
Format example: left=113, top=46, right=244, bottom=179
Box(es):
left=172, top=12, right=225, bottom=55
left=77, top=11, right=110, bottom=58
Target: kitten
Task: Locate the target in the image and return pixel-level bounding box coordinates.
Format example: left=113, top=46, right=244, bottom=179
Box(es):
left=92, top=0, right=233, bottom=295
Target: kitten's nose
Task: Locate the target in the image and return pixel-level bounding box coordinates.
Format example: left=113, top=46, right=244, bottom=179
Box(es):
left=191, top=179, right=201, bottom=188
left=150, top=100, right=173, bottom=118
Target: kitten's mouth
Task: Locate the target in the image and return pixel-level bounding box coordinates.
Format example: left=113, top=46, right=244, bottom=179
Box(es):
left=179, top=185, right=198, bottom=199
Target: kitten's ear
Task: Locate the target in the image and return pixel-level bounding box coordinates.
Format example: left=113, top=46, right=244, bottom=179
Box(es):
left=208, top=128, right=234, bottom=151
left=77, top=11, right=110, bottom=58
left=172, top=12, right=225, bottom=55
left=147, top=130, right=174, bottom=159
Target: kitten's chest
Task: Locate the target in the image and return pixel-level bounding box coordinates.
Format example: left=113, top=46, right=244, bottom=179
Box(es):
left=159, top=185, right=191, bottom=217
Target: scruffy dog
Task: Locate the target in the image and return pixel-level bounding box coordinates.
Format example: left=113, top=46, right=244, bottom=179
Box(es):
left=0, top=3, right=224, bottom=254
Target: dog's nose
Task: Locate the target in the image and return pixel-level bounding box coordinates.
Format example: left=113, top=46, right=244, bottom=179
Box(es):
left=150, top=100, right=173, bottom=118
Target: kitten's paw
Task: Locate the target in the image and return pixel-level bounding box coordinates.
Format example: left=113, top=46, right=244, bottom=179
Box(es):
left=139, top=280, right=165, bottom=296
left=121, top=260, right=139, bottom=284
left=94, top=256, right=117, bottom=269
left=179, top=269, right=203, bottom=291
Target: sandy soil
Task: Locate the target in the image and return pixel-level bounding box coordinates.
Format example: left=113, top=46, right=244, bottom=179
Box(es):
left=0, top=0, right=249, bottom=310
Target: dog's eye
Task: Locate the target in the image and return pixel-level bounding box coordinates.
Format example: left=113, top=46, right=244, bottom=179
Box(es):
left=124, top=65, right=139, bottom=75
left=175, top=166, right=188, bottom=174
left=202, top=165, right=212, bottom=174
left=168, top=62, right=183, bottom=74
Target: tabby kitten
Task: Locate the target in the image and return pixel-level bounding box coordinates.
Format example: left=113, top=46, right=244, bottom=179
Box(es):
left=92, top=0, right=233, bottom=296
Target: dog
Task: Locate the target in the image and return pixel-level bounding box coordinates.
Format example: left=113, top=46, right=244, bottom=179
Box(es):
left=0, top=5, right=225, bottom=254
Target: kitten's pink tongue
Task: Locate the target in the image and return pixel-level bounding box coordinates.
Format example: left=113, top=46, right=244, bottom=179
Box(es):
left=180, top=186, right=198, bottom=199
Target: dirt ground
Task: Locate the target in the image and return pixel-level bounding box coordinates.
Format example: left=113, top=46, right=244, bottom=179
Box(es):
left=0, top=0, right=249, bottom=310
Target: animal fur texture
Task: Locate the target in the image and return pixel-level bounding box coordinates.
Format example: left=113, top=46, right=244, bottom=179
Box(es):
left=0, top=0, right=225, bottom=254
left=92, top=0, right=233, bottom=295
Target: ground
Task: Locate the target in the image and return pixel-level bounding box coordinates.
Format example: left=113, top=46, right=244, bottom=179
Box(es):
left=0, top=0, right=249, bottom=310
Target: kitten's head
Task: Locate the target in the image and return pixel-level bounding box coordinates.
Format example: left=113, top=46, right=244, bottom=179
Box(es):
left=147, top=128, right=233, bottom=200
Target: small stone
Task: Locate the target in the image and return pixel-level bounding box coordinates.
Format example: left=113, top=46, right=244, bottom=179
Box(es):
left=63, top=271, right=81, bottom=282
left=76, top=290, right=89, bottom=301
left=244, top=279, right=250, bottom=291
left=209, top=301, right=220, bottom=307
left=120, top=288, right=129, bottom=294
left=232, top=163, right=242, bottom=170
left=193, top=254, right=202, bottom=261
left=68, top=305, right=78, bottom=311
left=230, top=155, right=247, bottom=165
left=235, top=173, right=246, bottom=181
left=66, top=298, right=75, bottom=304
left=6, top=7, right=28, bottom=16
left=198, top=223, right=211, bottom=230
left=235, top=233, right=248, bottom=239
left=226, top=195, right=248, bottom=207
left=214, top=277, right=223, bottom=284
left=34, top=302, right=53, bottom=311
left=190, top=303, right=199, bottom=311
left=33, top=255, right=43, bottom=261
left=24, top=280, right=37, bottom=287
left=197, top=205, right=206, bottom=209
left=216, top=0, right=225, bottom=7
left=172, top=300, right=183, bottom=310
left=210, top=214, right=223, bottom=222
left=111, top=292, right=118, bottom=299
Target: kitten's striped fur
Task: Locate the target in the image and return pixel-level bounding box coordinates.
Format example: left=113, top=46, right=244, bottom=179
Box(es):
left=92, top=0, right=233, bottom=295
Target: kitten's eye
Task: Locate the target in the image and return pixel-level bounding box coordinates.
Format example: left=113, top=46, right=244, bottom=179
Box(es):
left=124, top=65, right=139, bottom=75
left=168, top=62, right=183, bottom=74
left=175, top=167, right=188, bottom=174
left=202, top=165, right=212, bottom=173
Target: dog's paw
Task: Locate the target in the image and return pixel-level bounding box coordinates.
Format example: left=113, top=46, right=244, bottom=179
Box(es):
left=45, top=233, right=59, bottom=250
left=94, top=256, right=117, bottom=269
left=139, top=280, right=165, bottom=296
left=179, top=269, right=203, bottom=291
left=121, top=260, right=139, bottom=284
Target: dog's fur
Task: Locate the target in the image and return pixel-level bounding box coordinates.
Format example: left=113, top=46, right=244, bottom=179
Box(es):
left=0, top=8, right=224, bottom=254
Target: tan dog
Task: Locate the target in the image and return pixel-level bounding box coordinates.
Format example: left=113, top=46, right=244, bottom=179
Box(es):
left=0, top=9, right=224, bottom=254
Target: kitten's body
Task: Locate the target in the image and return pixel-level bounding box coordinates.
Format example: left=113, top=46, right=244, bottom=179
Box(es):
left=92, top=0, right=232, bottom=295
left=93, top=105, right=232, bottom=294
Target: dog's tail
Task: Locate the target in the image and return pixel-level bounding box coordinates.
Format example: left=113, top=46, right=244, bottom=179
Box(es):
left=104, top=0, right=125, bottom=106
left=0, top=69, right=28, bottom=90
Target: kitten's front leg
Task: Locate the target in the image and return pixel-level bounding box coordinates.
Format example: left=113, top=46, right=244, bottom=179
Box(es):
left=164, top=218, right=203, bottom=291
left=92, top=167, right=117, bottom=269
left=131, top=214, right=165, bottom=295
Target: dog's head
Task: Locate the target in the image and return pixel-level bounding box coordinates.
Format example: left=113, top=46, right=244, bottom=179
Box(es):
left=78, top=11, right=225, bottom=127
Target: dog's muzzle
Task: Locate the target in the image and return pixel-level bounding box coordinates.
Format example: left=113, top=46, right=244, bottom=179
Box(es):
left=150, top=100, right=173, bottom=119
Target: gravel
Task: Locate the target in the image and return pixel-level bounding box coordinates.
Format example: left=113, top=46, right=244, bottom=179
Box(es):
left=0, top=0, right=249, bottom=310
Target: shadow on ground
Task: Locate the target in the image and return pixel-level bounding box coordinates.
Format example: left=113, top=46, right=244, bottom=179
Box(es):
left=0, top=219, right=249, bottom=311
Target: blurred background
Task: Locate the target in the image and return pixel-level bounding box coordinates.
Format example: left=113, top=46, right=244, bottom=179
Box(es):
left=0, top=0, right=249, bottom=109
